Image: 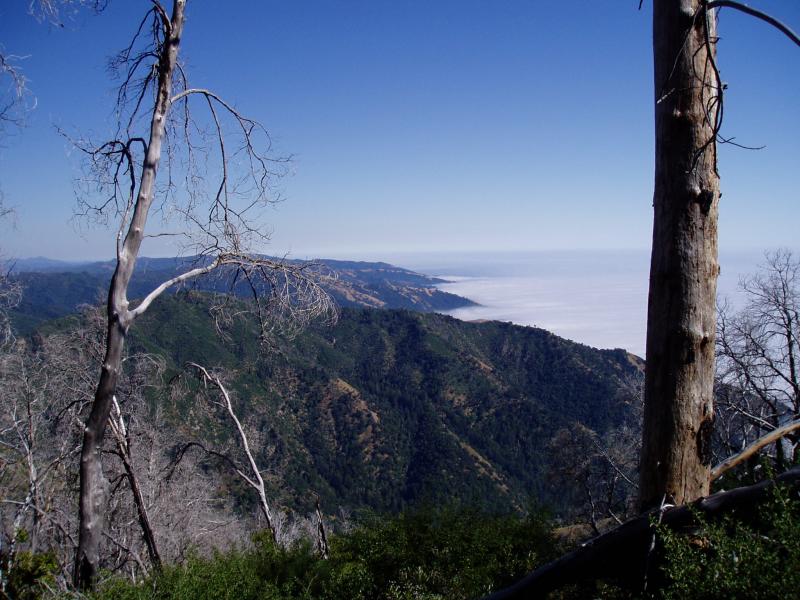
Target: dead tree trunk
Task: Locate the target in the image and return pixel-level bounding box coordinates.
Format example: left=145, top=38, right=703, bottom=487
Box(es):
left=639, top=0, right=721, bottom=511
left=315, top=497, right=329, bottom=559
left=74, top=1, right=186, bottom=588
left=109, top=398, right=162, bottom=571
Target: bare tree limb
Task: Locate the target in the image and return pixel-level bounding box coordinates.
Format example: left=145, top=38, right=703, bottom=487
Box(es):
left=128, top=257, right=220, bottom=320
left=712, top=419, right=800, bottom=480
left=705, top=1, right=800, bottom=48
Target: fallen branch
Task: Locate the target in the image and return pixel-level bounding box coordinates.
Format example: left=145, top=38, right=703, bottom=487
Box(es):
left=483, top=467, right=800, bottom=599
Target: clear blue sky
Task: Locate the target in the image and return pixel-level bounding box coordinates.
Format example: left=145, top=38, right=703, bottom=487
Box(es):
left=0, top=1, right=798, bottom=261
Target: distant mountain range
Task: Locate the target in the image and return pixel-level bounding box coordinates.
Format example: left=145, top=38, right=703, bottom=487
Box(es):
left=8, top=255, right=476, bottom=332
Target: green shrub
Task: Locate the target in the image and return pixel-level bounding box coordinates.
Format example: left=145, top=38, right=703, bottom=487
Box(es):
left=659, top=485, right=800, bottom=600
left=327, top=506, right=556, bottom=599
left=91, top=507, right=556, bottom=600
left=1, top=550, right=59, bottom=600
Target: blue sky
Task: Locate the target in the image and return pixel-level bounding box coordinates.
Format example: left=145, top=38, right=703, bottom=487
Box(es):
left=0, top=1, right=798, bottom=261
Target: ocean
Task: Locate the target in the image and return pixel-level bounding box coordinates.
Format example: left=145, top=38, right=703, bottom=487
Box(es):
left=384, top=249, right=774, bottom=358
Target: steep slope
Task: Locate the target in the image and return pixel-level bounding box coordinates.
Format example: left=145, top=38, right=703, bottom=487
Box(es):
left=122, top=296, right=641, bottom=515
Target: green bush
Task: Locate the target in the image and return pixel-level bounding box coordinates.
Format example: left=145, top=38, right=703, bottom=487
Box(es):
left=329, top=506, right=556, bottom=599
left=91, top=506, right=556, bottom=600
left=659, top=485, right=800, bottom=600
left=1, top=550, right=59, bottom=600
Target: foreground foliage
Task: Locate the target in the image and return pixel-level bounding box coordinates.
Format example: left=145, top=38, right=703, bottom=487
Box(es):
left=559, top=482, right=800, bottom=599
left=658, top=484, right=800, bottom=599
left=4, top=482, right=798, bottom=599
left=88, top=507, right=555, bottom=600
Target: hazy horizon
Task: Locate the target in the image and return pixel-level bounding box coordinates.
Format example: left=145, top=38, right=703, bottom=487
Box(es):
left=1, top=0, right=797, bottom=358
left=9, top=247, right=785, bottom=358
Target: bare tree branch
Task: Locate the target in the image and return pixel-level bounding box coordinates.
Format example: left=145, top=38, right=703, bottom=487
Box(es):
left=712, top=419, right=800, bottom=480
left=705, top=1, right=800, bottom=48
left=715, top=250, right=800, bottom=471
left=0, top=51, right=32, bottom=133
left=128, top=257, right=221, bottom=320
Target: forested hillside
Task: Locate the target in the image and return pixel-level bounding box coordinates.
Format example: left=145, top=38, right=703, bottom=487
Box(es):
left=86, top=294, right=642, bottom=514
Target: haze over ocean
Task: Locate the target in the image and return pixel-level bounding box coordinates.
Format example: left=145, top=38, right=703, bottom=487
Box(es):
left=382, top=249, right=783, bottom=358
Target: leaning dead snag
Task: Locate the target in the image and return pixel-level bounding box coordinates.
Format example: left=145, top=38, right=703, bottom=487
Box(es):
left=187, top=363, right=277, bottom=542
left=108, top=397, right=162, bottom=571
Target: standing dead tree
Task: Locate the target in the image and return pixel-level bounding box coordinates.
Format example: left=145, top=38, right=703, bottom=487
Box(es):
left=66, top=309, right=247, bottom=580
left=0, top=246, right=21, bottom=351
left=485, top=4, right=799, bottom=598
left=0, top=330, right=96, bottom=594
left=72, top=0, right=334, bottom=588
left=639, top=0, right=800, bottom=512
left=639, top=0, right=722, bottom=512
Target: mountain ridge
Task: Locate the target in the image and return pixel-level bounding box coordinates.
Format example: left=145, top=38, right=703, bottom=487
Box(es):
left=9, top=255, right=476, bottom=332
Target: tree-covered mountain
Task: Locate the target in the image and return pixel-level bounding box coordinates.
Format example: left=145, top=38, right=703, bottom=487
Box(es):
left=8, top=256, right=474, bottom=332
left=109, top=294, right=642, bottom=516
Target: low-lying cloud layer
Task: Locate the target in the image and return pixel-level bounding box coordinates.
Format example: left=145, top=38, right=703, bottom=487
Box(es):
left=401, top=250, right=770, bottom=358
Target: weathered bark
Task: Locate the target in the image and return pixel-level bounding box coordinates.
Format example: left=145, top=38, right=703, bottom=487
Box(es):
left=315, top=497, right=329, bottom=559
left=639, top=0, right=720, bottom=511
left=74, top=1, right=186, bottom=588
left=483, top=467, right=800, bottom=600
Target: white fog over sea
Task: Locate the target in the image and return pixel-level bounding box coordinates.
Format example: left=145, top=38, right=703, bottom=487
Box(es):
left=384, top=249, right=781, bottom=358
